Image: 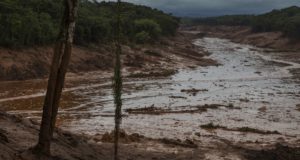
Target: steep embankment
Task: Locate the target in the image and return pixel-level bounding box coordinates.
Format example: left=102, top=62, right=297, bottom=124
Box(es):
left=189, top=25, right=300, bottom=51
left=0, top=32, right=216, bottom=81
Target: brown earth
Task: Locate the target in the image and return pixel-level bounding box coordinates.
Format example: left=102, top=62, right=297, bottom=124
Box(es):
left=1, top=112, right=299, bottom=160
left=0, top=32, right=216, bottom=81
left=0, top=111, right=203, bottom=160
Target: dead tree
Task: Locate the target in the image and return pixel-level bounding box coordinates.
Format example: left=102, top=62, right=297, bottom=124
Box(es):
left=33, top=0, right=79, bottom=155
left=113, top=0, right=123, bottom=160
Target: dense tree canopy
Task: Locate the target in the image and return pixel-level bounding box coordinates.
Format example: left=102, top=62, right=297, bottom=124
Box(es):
left=251, top=6, right=300, bottom=39
left=183, top=6, right=300, bottom=39
left=0, top=0, right=179, bottom=47
left=134, top=19, right=162, bottom=43
left=183, top=15, right=254, bottom=26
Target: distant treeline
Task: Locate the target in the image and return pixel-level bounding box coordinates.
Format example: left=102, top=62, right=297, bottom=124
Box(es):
left=183, top=6, right=300, bottom=39
left=0, top=0, right=179, bottom=47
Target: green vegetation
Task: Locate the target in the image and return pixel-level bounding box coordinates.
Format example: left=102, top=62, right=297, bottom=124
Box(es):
left=183, top=6, right=300, bottom=39
left=134, top=19, right=162, bottom=43
left=0, top=0, right=179, bottom=47
left=252, top=6, right=300, bottom=39
left=183, top=15, right=254, bottom=26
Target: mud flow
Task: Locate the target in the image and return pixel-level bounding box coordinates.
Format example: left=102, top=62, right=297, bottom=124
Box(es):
left=1, top=38, right=299, bottom=148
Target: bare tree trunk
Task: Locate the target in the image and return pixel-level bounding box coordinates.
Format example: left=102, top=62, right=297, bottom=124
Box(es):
left=50, top=0, right=78, bottom=138
left=33, top=0, right=78, bottom=155
left=114, top=1, right=123, bottom=160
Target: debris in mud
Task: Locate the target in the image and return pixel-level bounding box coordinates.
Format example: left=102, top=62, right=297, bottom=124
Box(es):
left=200, top=123, right=225, bottom=130
left=144, top=50, right=162, bottom=57
left=244, top=143, right=300, bottom=160
left=239, top=98, right=250, bottom=102
left=125, top=105, right=169, bottom=115
left=0, top=129, right=9, bottom=143
left=181, top=88, right=208, bottom=96
left=128, top=69, right=177, bottom=78
left=134, top=84, right=146, bottom=90
left=227, top=103, right=235, bottom=109
left=296, top=104, right=300, bottom=112
left=125, top=105, right=203, bottom=115
left=255, top=71, right=262, bottom=74
left=202, top=103, right=241, bottom=110
left=200, top=123, right=280, bottom=135
left=169, top=96, right=187, bottom=99
left=160, top=138, right=198, bottom=148
left=125, top=104, right=239, bottom=115
left=99, top=130, right=144, bottom=143
left=236, top=127, right=280, bottom=135
left=258, top=106, right=267, bottom=112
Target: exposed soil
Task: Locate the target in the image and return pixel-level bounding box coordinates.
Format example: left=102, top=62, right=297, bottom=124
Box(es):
left=0, top=32, right=216, bottom=81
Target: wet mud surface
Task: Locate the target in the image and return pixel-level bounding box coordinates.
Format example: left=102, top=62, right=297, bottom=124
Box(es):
left=0, top=37, right=300, bottom=159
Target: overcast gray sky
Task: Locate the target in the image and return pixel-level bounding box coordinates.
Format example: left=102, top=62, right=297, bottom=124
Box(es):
left=114, top=0, right=300, bottom=17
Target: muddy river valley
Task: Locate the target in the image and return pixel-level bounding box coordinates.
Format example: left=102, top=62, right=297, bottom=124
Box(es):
left=1, top=38, right=300, bottom=150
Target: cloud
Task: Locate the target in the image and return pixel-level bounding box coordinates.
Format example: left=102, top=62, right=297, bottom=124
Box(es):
left=110, top=0, right=300, bottom=17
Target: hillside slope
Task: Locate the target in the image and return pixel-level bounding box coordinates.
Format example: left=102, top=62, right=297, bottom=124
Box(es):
left=0, top=32, right=216, bottom=81
left=183, top=6, right=300, bottom=39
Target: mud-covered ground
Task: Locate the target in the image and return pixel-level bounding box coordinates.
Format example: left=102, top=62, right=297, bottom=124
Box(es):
left=0, top=32, right=300, bottom=159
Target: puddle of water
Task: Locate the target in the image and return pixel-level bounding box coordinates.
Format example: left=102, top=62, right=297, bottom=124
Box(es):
left=1, top=38, right=300, bottom=146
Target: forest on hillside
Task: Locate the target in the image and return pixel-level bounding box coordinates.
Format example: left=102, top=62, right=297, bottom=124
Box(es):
left=183, top=6, right=300, bottom=39
left=0, top=0, right=179, bottom=47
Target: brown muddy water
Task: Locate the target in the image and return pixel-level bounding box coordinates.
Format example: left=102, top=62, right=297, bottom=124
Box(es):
left=1, top=38, right=300, bottom=147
